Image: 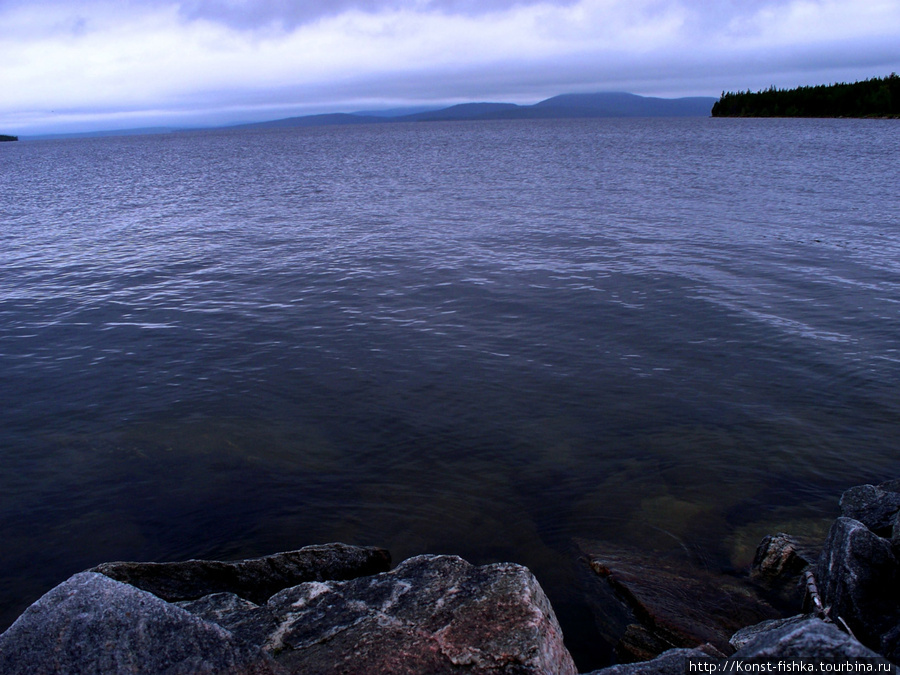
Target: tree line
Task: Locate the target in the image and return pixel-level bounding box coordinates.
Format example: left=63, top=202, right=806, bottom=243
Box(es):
left=711, top=74, right=899, bottom=118
left=0, top=134, right=19, bottom=142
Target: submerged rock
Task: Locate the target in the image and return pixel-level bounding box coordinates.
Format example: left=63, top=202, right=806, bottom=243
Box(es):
left=751, top=533, right=812, bottom=582
left=580, top=540, right=779, bottom=660
left=0, top=572, right=284, bottom=675
left=91, top=542, right=390, bottom=603
left=182, top=553, right=577, bottom=675
left=750, top=533, right=814, bottom=606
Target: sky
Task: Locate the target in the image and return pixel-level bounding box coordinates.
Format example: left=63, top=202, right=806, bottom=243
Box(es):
left=1, top=0, right=899, bottom=135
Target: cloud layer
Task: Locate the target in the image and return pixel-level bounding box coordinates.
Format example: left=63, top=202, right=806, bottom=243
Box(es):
left=1, top=0, right=899, bottom=134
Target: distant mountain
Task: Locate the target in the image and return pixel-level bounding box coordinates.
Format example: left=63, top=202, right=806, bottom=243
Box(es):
left=26, top=127, right=174, bottom=141
left=402, top=102, right=522, bottom=121
left=229, top=113, right=388, bottom=130
left=351, top=105, right=443, bottom=117
left=229, top=92, right=716, bottom=130
left=18, top=93, right=718, bottom=140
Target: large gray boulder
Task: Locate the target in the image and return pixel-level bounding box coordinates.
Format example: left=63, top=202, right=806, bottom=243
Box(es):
left=840, top=484, right=900, bottom=535
left=583, top=648, right=715, bottom=675
left=816, top=517, right=900, bottom=658
left=729, top=616, right=893, bottom=664
left=91, top=543, right=390, bottom=603
left=0, top=572, right=284, bottom=675
left=181, top=554, right=577, bottom=675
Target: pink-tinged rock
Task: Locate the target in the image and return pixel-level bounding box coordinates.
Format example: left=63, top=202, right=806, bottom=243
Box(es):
left=183, top=554, right=577, bottom=675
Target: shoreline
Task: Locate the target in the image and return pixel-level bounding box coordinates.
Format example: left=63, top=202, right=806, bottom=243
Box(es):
left=2, top=481, right=900, bottom=673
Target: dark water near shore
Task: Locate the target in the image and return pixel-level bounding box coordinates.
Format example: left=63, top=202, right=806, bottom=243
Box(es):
left=2, top=118, right=899, bottom=667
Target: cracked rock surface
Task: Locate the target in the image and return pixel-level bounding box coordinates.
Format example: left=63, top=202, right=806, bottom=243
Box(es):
left=0, top=572, right=284, bottom=675
left=181, top=554, right=577, bottom=675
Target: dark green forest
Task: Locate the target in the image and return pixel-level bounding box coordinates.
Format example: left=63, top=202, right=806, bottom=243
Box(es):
left=0, top=134, right=19, bottom=142
left=711, top=74, right=899, bottom=118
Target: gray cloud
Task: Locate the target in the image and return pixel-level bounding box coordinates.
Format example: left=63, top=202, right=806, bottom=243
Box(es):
left=174, top=0, right=581, bottom=29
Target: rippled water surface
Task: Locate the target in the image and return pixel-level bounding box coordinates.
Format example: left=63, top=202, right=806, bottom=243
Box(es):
left=2, top=118, right=899, bottom=667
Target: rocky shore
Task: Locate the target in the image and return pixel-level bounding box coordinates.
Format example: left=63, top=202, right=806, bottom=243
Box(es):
left=2, top=482, right=900, bottom=673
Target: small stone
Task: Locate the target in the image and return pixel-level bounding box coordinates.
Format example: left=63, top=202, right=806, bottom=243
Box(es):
left=751, top=533, right=811, bottom=582
left=0, top=572, right=284, bottom=675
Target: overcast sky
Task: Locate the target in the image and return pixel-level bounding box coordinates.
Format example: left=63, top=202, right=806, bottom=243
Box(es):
left=2, top=0, right=899, bottom=134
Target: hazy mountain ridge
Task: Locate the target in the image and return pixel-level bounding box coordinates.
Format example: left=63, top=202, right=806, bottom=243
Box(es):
left=240, top=92, right=716, bottom=129
left=20, top=92, right=717, bottom=139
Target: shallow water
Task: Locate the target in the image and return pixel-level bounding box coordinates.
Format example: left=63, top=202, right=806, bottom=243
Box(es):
left=1, top=118, right=899, bottom=667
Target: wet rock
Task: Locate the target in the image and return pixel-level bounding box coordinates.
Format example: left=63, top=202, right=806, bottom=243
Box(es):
left=729, top=615, right=812, bottom=651
left=583, top=647, right=715, bottom=675
left=751, top=533, right=812, bottom=582
left=92, top=542, right=390, bottom=603
left=816, top=517, right=900, bottom=658
left=0, top=572, right=284, bottom=675
left=750, top=533, right=814, bottom=607
left=580, top=541, right=780, bottom=660
left=839, top=485, right=900, bottom=535
left=184, top=554, right=577, bottom=675
left=729, top=616, right=892, bottom=662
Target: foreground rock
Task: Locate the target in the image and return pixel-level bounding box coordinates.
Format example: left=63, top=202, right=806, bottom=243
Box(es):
left=584, top=617, right=895, bottom=675
left=583, top=648, right=714, bottom=675
left=580, top=540, right=779, bottom=660
left=181, top=554, right=577, bottom=675
left=1, top=549, right=575, bottom=674
left=92, top=543, right=390, bottom=603
left=839, top=481, right=900, bottom=536
left=729, top=616, right=891, bottom=662
left=0, top=572, right=284, bottom=675
left=817, top=515, right=900, bottom=660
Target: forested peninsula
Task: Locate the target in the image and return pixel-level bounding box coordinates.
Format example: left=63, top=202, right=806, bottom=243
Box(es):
left=711, top=74, right=899, bottom=118
left=0, top=134, right=18, bottom=142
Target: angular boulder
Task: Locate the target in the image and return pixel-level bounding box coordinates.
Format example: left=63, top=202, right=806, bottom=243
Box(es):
left=0, top=572, right=284, bottom=675
left=583, top=647, right=715, bottom=675
left=750, top=533, right=813, bottom=607
left=92, top=543, right=390, bottom=603
left=729, top=615, right=811, bottom=651
left=580, top=541, right=779, bottom=660
left=182, top=554, right=577, bottom=675
left=816, top=517, right=900, bottom=658
left=751, top=533, right=812, bottom=582
left=729, top=616, right=892, bottom=662
left=839, top=484, right=900, bottom=536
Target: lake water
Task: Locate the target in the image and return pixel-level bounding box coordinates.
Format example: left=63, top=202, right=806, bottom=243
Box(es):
left=1, top=118, right=899, bottom=668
